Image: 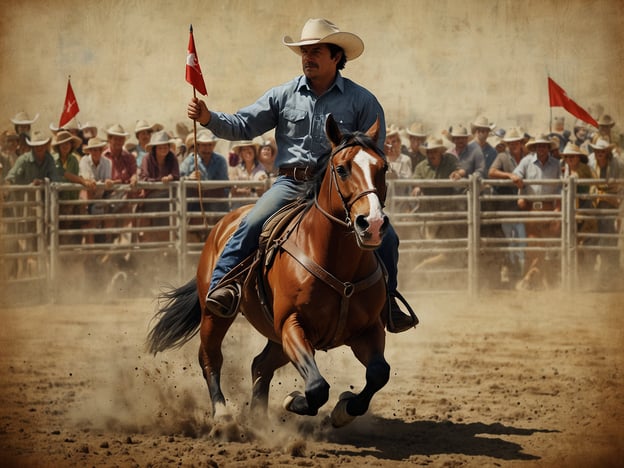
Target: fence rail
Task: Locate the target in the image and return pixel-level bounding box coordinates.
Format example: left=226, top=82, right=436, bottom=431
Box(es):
left=1, top=176, right=623, bottom=304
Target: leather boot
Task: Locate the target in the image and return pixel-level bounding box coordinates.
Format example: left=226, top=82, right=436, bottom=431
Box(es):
left=205, top=283, right=241, bottom=318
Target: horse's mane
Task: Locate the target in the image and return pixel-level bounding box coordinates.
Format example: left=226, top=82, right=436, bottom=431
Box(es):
left=300, top=130, right=384, bottom=204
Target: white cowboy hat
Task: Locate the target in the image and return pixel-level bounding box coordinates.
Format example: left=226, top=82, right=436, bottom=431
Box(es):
left=450, top=124, right=469, bottom=138
left=83, top=137, right=107, bottom=151
left=406, top=122, right=428, bottom=137
left=51, top=130, right=82, bottom=148
left=588, top=138, right=614, bottom=151
left=525, top=133, right=552, bottom=150
left=11, top=111, right=39, bottom=125
left=502, top=127, right=524, bottom=143
left=282, top=18, right=364, bottom=61
left=145, top=130, right=174, bottom=149
left=135, top=119, right=164, bottom=134
left=105, top=123, right=129, bottom=137
left=195, top=129, right=218, bottom=144
left=25, top=130, right=50, bottom=146
left=385, top=124, right=401, bottom=138
left=231, top=140, right=260, bottom=154
left=49, top=118, right=81, bottom=133
left=471, top=115, right=496, bottom=131
left=421, top=136, right=448, bottom=152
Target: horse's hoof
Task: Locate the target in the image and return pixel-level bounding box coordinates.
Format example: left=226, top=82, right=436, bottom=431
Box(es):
left=330, top=391, right=357, bottom=428
left=283, top=391, right=303, bottom=411
left=213, top=402, right=232, bottom=421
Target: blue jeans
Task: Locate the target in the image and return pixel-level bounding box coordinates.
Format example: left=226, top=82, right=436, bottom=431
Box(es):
left=209, top=175, right=399, bottom=293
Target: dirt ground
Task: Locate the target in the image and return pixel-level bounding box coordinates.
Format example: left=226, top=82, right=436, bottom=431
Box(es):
left=1, top=289, right=623, bottom=467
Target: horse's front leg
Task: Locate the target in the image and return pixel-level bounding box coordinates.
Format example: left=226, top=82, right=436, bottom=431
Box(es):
left=250, top=339, right=289, bottom=417
left=198, top=314, right=236, bottom=420
left=331, top=325, right=389, bottom=427
left=281, top=314, right=330, bottom=416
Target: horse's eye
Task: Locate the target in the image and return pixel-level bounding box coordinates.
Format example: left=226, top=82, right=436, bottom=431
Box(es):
left=336, top=165, right=348, bottom=178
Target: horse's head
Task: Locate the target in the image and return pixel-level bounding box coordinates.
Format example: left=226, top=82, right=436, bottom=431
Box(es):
left=323, top=114, right=389, bottom=249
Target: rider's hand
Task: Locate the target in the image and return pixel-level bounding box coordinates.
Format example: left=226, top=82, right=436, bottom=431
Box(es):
left=188, top=97, right=211, bottom=126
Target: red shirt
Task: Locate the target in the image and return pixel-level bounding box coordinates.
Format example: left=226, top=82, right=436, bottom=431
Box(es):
left=103, top=148, right=137, bottom=183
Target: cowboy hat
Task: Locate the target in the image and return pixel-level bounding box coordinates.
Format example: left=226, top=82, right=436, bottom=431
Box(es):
left=471, top=115, right=496, bottom=131
left=25, top=130, right=50, bottom=146
left=52, top=130, right=82, bottom=148
left=80, top=121, right=98, bottom=138
left=596, top=114, right=615, bottom=127
left=135, top=119, right=164, bottom=134
left=502, top=127, right=524, bottom=143
left=589, top=138, right=614, bottom=151
left=449, top=124, right=469, bottom=138
left=195, top=129, right=218, bottom=144
left=406, top=122, right=428, bottom=137
left=106, top=123, right=129, bottom=137
left=49, top=118, right=81, bottom=133
left=421, top=136, right=448, bottom=152
left=11, top=111, right=39, bottom=125
left=83, top=137, right=107, bottom=151
left=145, top=130, right=174, bottom=149
left=231, top=140, right=260, bottom=154
left=385, top=124, right=401, bottom=138
left=283, top=18, right=364, bottom=61
left=525, top=133, right=552, bottom=150
left=561, top=142, right=589, bottom=163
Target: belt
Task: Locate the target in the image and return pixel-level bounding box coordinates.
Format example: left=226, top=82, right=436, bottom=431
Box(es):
left=278, top=165, right=316, bottom=182
left=530, top=201, right=555, bottom=210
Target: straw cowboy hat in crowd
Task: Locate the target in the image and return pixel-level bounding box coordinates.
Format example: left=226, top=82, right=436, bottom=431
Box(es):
left=10, top=111, right=39, bottom=125
left=106, top=123, right=129, bottom=137
left=596, top=114, right=615, bottom=127
left=282, top=18, right=364, bottom=61
left=449, top=124, right=470, bottom=138
left=561, top=142, right=589, bottom=163
left=80, top=121, right=98, bottom=139
left=589, top=138, right=614, bottom=152
left=471, top=115, right=496, bottom=132
left=195, top=129, right=219, bottom=144
left=421, top=136, right=448, bottom=152
left=525, top=134, right=552, bottom=151
left=406, top=122, right=428, bottom=137
left=385, top=124, right=401, bottom=138
left=51, top=130, right=82, bottom=149
left=49, top=118, right=80, bottom=134
left=231, top=140, right=261, bottom=154
left=83, top=137, right=107, bottom=152
left=145, top=130, right=175, bottom=150
left=25, top=131, right=50, bottom=146
left=135, top=120, right=164, bottom=135
left=502, top=127, right=525, bottom=143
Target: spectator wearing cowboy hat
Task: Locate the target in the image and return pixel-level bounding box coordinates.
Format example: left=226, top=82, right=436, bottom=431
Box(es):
left=404, top=122, right=428, bottom=169
left=52, top=130, right=96, bottom=244
left=5, top=130, right=60, bottom=185
left=133, top=120, right=164, bottom=169
left=228, top=139, right=267, bottom=207
left=449, top=124, right=486, bottom=179
left=79, top=137, right=113, bottom=245
left=188, top=17, right=417, bottom=332
left=0, top=130, right=19, bottom=179
left=258, top=136, right=278, bottom=176
left=10, top=111, right=39, bottom=156
left=102, top=123, right=137, bottom=186
left=592, top=114, right=616, bottom=144
left=512, top=133, right=562, bottom=284
left=471, top=115, right=498, bottom=173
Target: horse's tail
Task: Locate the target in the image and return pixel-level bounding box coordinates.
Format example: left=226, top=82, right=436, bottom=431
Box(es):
left=146, top=278, right=201, bottom=355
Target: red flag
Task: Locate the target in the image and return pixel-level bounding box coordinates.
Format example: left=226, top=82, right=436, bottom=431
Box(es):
left=548, top=77, right=598, bottom=128
left=186, top=25, right=207, bottom=95
left=59, top=78, right=80, bottom=128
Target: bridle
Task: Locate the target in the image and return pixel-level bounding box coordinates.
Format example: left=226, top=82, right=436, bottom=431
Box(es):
left=314, top=138, right=386, bottom=229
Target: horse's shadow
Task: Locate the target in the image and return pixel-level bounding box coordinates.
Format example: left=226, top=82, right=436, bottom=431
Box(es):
left=323, top=415, right=557, bottom=461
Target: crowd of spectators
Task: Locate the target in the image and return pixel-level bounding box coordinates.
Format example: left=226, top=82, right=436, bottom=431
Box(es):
left=1, top=110, right=622, bottom=289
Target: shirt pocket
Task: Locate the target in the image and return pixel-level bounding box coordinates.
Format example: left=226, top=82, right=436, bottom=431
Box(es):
left=281, top=107, right=309, bottom=139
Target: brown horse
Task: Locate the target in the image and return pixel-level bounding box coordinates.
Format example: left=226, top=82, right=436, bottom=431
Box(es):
left=147, top=115, right=391, bottom=427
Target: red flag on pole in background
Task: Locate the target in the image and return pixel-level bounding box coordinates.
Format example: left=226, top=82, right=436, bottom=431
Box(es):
left=186, top=25, right=207, bottom=95
left=548, top=77, right=598, bottom=128
left=59, top=77, right=80, bottom=128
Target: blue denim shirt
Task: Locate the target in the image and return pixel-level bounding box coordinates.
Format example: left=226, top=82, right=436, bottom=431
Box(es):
left=205, top=73, right=386, bottom=168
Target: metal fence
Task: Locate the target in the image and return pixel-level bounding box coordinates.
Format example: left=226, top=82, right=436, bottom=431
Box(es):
left=1, top=176, right=623, bottom=304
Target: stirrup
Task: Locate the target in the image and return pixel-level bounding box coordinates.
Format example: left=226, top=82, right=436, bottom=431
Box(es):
left=205, top=282, right=242, bottom=319
left=387, top=290, right=418, bottom=333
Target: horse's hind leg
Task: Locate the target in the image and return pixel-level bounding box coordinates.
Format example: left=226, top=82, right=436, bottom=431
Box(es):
left=250, top=339, right=289, bottom=417
left=331, top=327, right=390, bottom=427
left=281, top=314, right=330, bottom=416
left=198, top=314, right=236, bottom=419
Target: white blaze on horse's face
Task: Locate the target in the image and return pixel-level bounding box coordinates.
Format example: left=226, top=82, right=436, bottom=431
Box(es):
left=353, top=149, right=386, bottom=246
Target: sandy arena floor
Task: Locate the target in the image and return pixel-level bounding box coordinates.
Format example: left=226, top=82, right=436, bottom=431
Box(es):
left=0, top=289, right=623, bottom=467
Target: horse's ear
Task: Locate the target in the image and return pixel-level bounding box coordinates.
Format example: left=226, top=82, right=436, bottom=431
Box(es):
left=366, top=116, right=381, bottom=143
left=325, top=114, right=343, bottom=147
